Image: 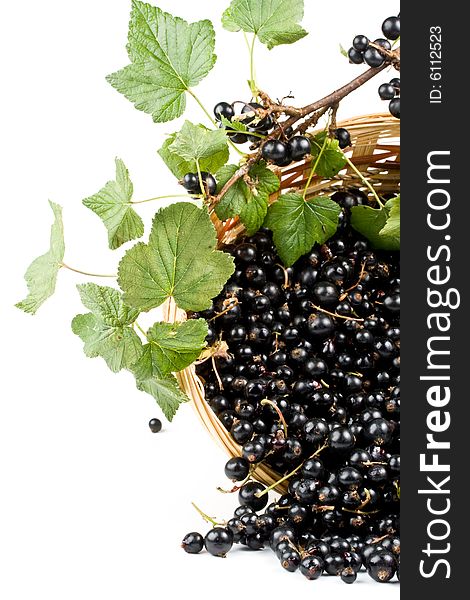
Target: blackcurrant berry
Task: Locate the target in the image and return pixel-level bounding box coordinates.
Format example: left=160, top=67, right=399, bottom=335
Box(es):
left=148, top=418, right=162, bottom=433
left=238, top=481, right=269, bottom=511
left=334, top=128, right=351, bottom=149
left=341, top=566, right=357, bottom=584
left=367, top=550, right=397, bottom=582
left=364, top=47, right=385, bottom=68
left=181, top=532, right=204, bottom=554
left=352, top=35, right=369, bottom=52
left=378, top=83, right=396, bottom=100
left=287, top=136, right=311, bottom=161
left=374, top=38, right=392, bottom=51
left=382, top=16, right=400, bottom=41
left=204, top=527, right=234, bottom=557
left=224, top=456, right=250, bottom=481
left=389, top=97, right=400, bottom=119
left=261, top=140, right=289, bottom=163
left=214, top=101, right=235, bottom=121
left=348, top=47, right=364, bottom=64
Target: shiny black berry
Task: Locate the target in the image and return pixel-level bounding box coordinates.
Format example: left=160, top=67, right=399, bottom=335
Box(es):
left=148, top=418, right=162, bottom=433
left=181, top=532, right=204, bottom=554
left=204, top=527, right=234, bottom=557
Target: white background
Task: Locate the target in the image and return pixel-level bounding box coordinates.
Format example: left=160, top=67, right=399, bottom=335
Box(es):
left=0, top=1, right=400, bottom=598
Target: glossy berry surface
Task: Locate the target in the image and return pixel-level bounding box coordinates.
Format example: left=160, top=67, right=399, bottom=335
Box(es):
left=382, top=16, right=401, bottom=41
left=204, top=528, right=234, bottom=557
left=364, top=47, right=385, bottom=68
left=334, top=128, right=351, bottom=149
left=181, top=532, right=204, bottom=554
left=288, top=136, right=311, bottom=161
left=148, top=418, right=162, bottom=433
left=214, top=101, right=235, bottom=121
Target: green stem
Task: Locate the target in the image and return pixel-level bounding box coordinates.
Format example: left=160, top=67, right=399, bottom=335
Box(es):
left=255, top=442, right=329, bottom=498
left=131, top=194, right=201, bottom=205
left=303, top=134, right=329, bottom=199
left=249, top=34, right=258, bottom=97
left=60, top=263, right=116, bottom=278
left=187, top=88, right=216, bottom=126
left=343, top=155, right=384, bottom=208
left=195, top=159, right=206, bottom=201
left=134, top=321, right=147, bottom=337
left=191, top=502, right=224, bottom=527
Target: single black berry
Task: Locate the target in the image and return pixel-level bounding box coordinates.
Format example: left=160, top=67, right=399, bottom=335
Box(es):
left=148, top=418, right=162, bottom=433
left=352, top=35, right=369, bottom=52
left=364, top=47, right=385, bottom=68
left=204, top=527, right=234, bottom=557
left=214, top=101, right=235, bottom=121
left=348, top=47, right=364, bottom=64
left=382, top=16, right=401, bottom=41
left=181, top=532, right=204, bottom=554
left=389, top=98, right=400, bottom=119
left=334, top=128, right=351, bottom=149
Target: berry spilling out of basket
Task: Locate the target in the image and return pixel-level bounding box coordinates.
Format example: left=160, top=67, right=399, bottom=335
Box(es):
left=16, top=1, right=400, bottom=585
left=186, top=194, right=400, bottom=582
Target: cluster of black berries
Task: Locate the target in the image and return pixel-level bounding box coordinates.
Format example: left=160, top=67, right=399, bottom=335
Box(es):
left=180, top=171, right=217, bottom=197
left=214, top=100, right=276, bottom=145
left=183, top=187, right=400, bottom=583
left=348, top=15, right=400, bottom=68
left=378, top=78, right=400, bottom=119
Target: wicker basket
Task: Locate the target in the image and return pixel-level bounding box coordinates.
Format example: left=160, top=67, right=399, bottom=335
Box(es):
left=165, top=113, right=400, bottom=494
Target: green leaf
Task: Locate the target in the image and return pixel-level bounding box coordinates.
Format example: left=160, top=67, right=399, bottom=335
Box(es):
left=107, top=1, right=216, bottom=123
left=168, top=121, right=229, bottom=173
left=339, top=44, right=348, bottom=58
left=158, top=123, right=230, bottom=179
left=265, top=192, right=341, bottom=266
left=351, top=200, right=400, bottom=251
left=222, top=0, right=308, bottom=49
left=133, top=319, right=208, bottom=379
left=82, top=158, right=144, bottom=250
left=158, top=134, right=194, bottom=179
left=380, top=196, right=400, bottom=247
left=16, top=201, right=65, bottom=315
left=72, top=283, right=142, bottom=373
left=136, top=374, right=189, bottom=421
left=215, top=161, right=280, bottom=235
left=220, top=116, right=249, bottom=133
left=310, top=133, right=347, bottom=178
left=118, top=203, right=235, bottom=312
left=239, top=193, right=269, bottom=236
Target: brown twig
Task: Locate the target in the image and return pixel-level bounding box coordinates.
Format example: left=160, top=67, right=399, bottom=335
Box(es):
left=212, top=64, right=390, bottom=208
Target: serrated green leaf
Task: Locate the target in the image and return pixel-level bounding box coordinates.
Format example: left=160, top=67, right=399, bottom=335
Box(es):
left=310, top=133, right=347, bottom=178
left=240, top=193, right=269, bottom=235
left=220, top=116, right=249, bottom=133
left=158, top=134, right=194, bottom=179
left=215, top=164, right=244, bottom=219
left=118, top=203, right=235, bottom=312
left=82, top=158, right=144, bottom=250
left=215, top=161, right=280, bottom=234
left=136, top=374, right=189, bottom=421
left=265, top=192, right=341, bottom=266
left=133, top=319, right=207, bottom=379
left=222, top=0, right=307, bottom=49
left=158, top=123, right=229, bottom=179
left=72, top=283, right=142, bottom=373
left=351, top=202, right=400, bottom=251
left=16, top=201, right=65, bottom=315
left=168, top=121, right=229, bottom=173
left=107, top=1, right=216, bottom=123
left=380, top=196, right=400, bottom=247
